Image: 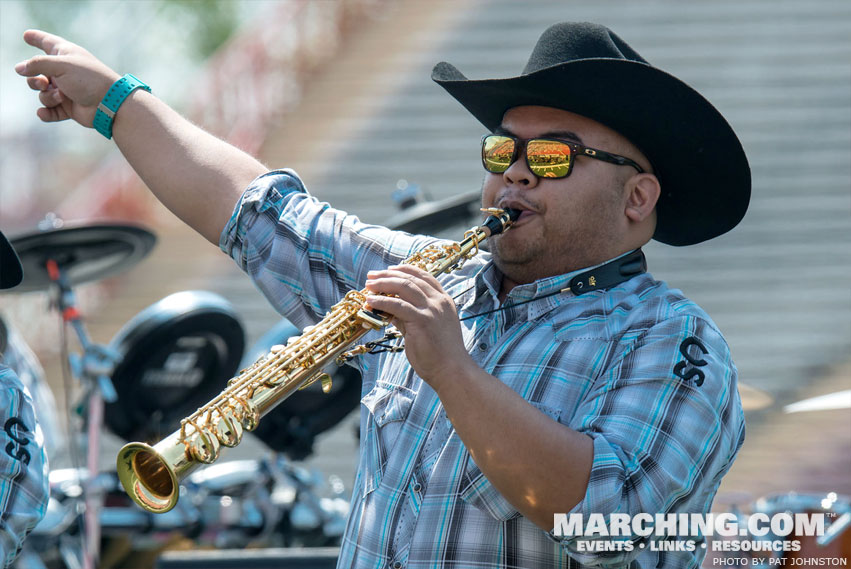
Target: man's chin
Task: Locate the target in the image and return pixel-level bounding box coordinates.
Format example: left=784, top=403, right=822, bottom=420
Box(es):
left=492, top=251, right=538, bottom=282
left=492, top=236, right=535, bottom=264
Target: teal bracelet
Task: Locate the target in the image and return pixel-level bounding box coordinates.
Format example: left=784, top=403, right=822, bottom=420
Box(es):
left=93, top=74, right=151, bottom=139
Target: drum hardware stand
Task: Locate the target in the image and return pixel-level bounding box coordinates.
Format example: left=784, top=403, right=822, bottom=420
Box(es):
left=8, top=216, right=156, bottom=567
left=47, top=259, right=120, bottom=569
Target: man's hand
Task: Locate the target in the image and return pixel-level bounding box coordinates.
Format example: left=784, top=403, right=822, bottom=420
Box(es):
left=15, top=29, right=120, bottom=127
left=364, top=264, right=476, bottom=388
left=366, top=265, right=593, bottom=530
left=14, top=29, right=268, bottom=245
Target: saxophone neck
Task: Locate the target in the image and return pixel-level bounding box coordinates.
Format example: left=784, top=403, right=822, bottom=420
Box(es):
left=422, top=207, right=518, bottom=278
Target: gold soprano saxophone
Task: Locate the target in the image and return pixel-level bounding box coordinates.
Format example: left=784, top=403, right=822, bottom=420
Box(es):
left=116, top=207, right=519, bottom=513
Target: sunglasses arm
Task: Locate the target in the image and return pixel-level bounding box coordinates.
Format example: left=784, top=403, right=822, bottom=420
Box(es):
left=582, top=147, right=644, bottom=173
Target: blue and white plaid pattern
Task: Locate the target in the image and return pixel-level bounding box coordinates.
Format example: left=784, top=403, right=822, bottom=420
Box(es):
left=0, top=365, right=49, bottom=567
left=221, top=171, right=745, bottom=569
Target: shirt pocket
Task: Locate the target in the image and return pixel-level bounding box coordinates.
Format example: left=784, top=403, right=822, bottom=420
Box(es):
left=360, top=382, right=415, bottom=496
left=459, top=401, right=562, bottom=522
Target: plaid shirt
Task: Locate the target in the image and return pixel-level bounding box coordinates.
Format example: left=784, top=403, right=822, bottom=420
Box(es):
left=0, top=364, right=49, bottom=567
left=221, top=171, right=745, bottom=569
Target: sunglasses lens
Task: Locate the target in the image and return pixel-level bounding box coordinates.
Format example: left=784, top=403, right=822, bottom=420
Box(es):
left=526, top=139, right=573, bottom=178
left=482, top=135, right=515, bottom=173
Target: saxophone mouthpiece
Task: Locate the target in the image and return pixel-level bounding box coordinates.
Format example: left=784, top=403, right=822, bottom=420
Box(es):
left=479, top=207, right=521, bottom=236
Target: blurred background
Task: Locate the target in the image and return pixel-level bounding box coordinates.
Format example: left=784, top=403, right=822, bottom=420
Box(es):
left=1, top=0, right=849, bottom=567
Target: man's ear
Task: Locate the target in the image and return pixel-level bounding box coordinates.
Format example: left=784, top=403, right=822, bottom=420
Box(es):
left=624, top=173, right=661, bottom=223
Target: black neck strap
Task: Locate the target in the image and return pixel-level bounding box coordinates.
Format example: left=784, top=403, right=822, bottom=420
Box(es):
left=457, top=248, right=647, bottom=322
left=568, top=248, right=647, bottom=295
left=354, top=249, right=650, bottom=357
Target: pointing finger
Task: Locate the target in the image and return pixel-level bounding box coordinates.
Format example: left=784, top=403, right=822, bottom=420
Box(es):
left=22, top=29, right=68, bottom=55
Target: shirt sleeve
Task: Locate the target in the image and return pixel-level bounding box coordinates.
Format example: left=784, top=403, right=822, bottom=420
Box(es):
left=550, top=314, right=745, bottom=567
left=219, top=169, right=437, bottom=330
left=0, top=365, right=49, bottom=567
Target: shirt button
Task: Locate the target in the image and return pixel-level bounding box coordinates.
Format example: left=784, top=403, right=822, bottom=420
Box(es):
left=478, top=342, right=488, bottom=351
left=412, top=483, right=422, bottom=493
left=392, top=562, right=403, bottom=569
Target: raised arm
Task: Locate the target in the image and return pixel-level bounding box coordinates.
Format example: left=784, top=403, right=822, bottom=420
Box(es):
left=15, top=29, right=267, bottom=244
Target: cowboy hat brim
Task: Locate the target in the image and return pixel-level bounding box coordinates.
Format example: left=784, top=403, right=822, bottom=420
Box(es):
left=433, top=58, right=751, bottom=246
left=0, top=229, right=23, bottom=290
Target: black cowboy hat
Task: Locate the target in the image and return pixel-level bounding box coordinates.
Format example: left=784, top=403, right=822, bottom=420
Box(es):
left=432, top=21, right=751, bottom=246
left=1, top=229, right=23, bottom=290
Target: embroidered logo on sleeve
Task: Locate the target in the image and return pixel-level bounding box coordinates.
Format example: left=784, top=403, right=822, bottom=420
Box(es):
left=4, top=417, right=33, bottom=466
left=673, top=336, right=709, bottom=387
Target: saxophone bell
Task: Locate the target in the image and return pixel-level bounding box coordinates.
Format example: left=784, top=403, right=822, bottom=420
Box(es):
left=117, top=439, right=185, bottom=513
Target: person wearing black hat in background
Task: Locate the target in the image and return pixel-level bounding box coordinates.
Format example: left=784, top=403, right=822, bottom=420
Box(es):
left=0, top=230, right=49, bottom=567
left=16, top=22, right=747, bottom=568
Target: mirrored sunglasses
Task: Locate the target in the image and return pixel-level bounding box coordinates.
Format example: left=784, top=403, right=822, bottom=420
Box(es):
left=481, top=134, right=644, bottom=179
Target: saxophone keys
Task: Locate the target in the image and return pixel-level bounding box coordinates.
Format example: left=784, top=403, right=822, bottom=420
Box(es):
left=187, top=426, right=221, bottom=464
left=299, top=371, right=332, bottom=392
left=214, top=407, right=244, bottom=448
left=357, top=308, right=386, bottom=328
left=231, top=395, right=259, bottom=431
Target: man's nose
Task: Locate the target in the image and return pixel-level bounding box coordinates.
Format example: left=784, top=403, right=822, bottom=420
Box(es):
left=503, top=146, right=538, bottom=188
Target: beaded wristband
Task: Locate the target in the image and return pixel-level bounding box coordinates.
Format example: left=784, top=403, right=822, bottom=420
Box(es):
left=93, top=74, right=151, bottom=139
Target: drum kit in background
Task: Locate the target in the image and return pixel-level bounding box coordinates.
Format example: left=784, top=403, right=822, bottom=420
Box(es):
left=2, top=218, right=356, bottom=569
left=1, top=197, right=849, bottom=568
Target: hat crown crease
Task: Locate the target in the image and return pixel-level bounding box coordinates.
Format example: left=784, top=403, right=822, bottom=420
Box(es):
left=522, top=22, right=648, bottom=75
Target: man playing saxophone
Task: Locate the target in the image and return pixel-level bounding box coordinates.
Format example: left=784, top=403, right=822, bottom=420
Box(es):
left=16, top=22, right=748, bottom=568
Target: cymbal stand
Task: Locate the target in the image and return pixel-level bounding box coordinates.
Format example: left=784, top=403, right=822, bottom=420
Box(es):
left=47, top=259, right=120, bottom=569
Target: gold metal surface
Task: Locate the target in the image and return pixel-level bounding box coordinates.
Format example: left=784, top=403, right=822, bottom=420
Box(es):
left=116, top=208, right=517, bottom=513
